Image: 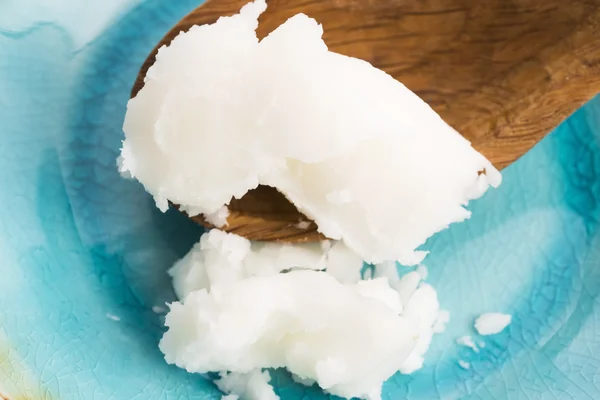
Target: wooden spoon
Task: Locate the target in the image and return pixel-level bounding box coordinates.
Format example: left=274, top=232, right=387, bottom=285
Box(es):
left=132, top=0, right=600, bottom=243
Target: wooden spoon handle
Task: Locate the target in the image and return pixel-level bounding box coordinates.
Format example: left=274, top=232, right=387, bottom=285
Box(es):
left=445, top=6, right=600, bottom=169
left=131, top=0, right=600, bottom=243
left=134, top=0, right=600, bottom=169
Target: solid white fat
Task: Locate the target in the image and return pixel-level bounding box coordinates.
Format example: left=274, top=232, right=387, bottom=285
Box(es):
left=324, top=240, right=364, bottom=284
left=169, top=229, right=328, bottom=300
left=170, top=229, right=369, bottom=300
left=474, top=313, right=512, bottom=335
left=216, top=370, right=278, bottom=400
left=120, top=0, right=501, bottom=264
left=163, top=230, right=446, bottom=399
left=354, top=278, right=403, bottom=314
left=160, top=270, right=418, bottom=400
left=397, top=283, right=440, bottom=374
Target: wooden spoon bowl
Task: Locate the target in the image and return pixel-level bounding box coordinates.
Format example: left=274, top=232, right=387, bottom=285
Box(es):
left=132, top=0, right=600, bottom=242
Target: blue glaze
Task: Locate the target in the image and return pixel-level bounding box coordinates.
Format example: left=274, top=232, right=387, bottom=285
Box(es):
left=0, top=1, right=599, bottom=398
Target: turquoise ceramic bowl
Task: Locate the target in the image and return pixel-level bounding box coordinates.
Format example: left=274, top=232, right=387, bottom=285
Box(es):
left=1, top=0, right=600, bottom=399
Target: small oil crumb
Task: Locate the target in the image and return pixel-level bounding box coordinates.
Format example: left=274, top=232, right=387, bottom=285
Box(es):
left=296, top=220, right=311, bottom=229
left=106, top=313, right=121, bottom=322
left=456, top=335, right=479, bottom=352
left=458, top=360, right=470, bottom=370
left=152, top=305, right=167, bottom=314
left=474, top=312, right=512, bottom=335
left=432, top=310, right=450, bottom=333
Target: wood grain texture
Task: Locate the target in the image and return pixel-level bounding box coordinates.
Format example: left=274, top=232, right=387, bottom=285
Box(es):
left=174, top=186, right=324, bottom=242
left=132, top=0, right=600, bottom=242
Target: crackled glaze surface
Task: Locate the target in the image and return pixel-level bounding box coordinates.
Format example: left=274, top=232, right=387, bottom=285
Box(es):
left=1, top=0, right=600, bottom=399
